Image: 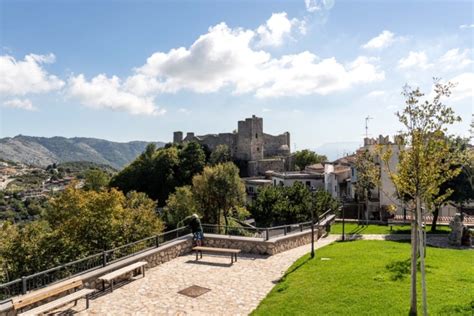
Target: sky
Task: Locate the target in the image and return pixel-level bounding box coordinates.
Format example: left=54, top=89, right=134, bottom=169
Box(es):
left=0, top=0, right=473, bottom=150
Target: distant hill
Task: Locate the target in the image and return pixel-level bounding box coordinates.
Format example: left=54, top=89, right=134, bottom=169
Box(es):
left=314, top=141, right=362, bottom=161
left=0, top=135, right=165, bottom=169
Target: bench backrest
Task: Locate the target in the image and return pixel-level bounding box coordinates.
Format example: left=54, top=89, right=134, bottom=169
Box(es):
left=12, top=276, right=83, bottom=309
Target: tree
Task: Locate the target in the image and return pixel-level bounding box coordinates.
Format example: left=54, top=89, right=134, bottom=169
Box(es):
left=250, top=183, right=339, bottom=226
left=83, top=169, right=110, bottom=191
left=177, top=142, right=206, bottom=185
left=354, top=148, right=380, bottom=223
left=210, top=144, right=231, bottom=165
left=0, top=187, right=164, bottom=282
left=293, top=150, right=327, bottom=171
left=110, top=142, right=207, bottom=207
left=431, top=138, right=473, bottom=231
left=381, top=81, right=463, bottom=315
left=163, top=186, right=198, bottom=228
left=192, top=162, right=246, bottom=229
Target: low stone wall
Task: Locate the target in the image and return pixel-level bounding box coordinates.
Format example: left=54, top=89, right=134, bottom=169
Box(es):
left=204, top=225, right=327, bottom=256
left=1, top=224, right=330, bottom=315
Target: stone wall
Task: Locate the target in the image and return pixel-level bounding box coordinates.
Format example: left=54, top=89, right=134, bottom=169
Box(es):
left=248, top=158, right=286, bottom=176
left=263, top=132, right=290, bottom=158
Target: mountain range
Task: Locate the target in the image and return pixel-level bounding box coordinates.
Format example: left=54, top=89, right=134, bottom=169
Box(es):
left=0, top=135, right=165, bottom=169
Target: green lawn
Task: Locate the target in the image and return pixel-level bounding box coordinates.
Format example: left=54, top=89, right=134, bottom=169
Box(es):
left=329, top=223, right=450, bottom=235
left=252, top=240, right=473, bottom=315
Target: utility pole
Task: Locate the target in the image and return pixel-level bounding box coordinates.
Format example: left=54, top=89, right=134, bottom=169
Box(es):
left=365, top=116, right=373, bottom=138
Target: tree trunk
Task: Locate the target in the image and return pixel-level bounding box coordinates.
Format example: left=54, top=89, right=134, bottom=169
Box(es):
left=417, top=197, right=427, bottom=316
left=431, top=206, right=439, bottom=232
left=365, top=196, right=369, bottom=225
left=224, top=211, right=229, bottom=235
left=409, top=209, right=418, bottom=316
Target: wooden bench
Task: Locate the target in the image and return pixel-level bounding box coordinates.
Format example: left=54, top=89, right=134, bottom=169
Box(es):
left=12, top=276, right=94, bottom=316
left=193, top=246, right=241, bottom=264
left=98, top=261, right=147, bottom=292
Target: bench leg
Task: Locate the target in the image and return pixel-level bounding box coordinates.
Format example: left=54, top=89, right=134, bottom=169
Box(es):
left=74, top=299, right=77, bottom=306
left=200, top=250, right=202, bottom=259
left=86, top=294, right=90, bottom=309
left=231, top=254, right=234, bottom=265
left=111, top=280, right=114, bottom=292
left=102, top=280, right=105, bottom=292
left=235, top=253, right=238, bottom=262
left=195, top=250, right=198, bottom=261
left=143, top=266, right=146, bottom=278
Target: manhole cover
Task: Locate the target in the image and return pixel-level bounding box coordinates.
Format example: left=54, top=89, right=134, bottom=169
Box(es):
left=178, top=285, right=211, bottom=298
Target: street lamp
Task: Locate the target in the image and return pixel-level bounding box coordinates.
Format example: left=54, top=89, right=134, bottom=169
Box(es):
left=341, top=202, right=345, bottom=241
left=310, top=186, right=316, bottom=258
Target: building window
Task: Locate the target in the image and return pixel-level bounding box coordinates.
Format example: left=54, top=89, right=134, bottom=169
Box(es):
left=257, top=147, right=260, bottom=152
left=306, top=181, right=311, bottom=187
left=273, top=179, right=276, bottom=186
left=255, top=133, right=258, bottom=139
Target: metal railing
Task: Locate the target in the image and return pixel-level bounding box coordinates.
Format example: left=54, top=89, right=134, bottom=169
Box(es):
left=0, top=226, right=190, bottom=302
left=0, top=210, right=335, bottom=302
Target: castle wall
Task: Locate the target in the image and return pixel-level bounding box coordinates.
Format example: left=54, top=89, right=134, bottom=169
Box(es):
left=248, top=158, right=286, bottom=176
left=263, top=132, right=290, bottom=158
left=196, top=133, right=236, bottom=154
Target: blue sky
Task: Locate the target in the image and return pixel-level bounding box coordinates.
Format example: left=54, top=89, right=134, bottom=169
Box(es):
left=0, top=0, right=472, bottom=150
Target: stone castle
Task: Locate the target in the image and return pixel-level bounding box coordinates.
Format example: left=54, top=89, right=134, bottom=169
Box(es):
left=173, top=115, right=291, bottom=176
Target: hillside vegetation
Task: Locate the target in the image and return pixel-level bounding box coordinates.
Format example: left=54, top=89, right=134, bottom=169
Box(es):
left=0, top=135, right=165, bottom=169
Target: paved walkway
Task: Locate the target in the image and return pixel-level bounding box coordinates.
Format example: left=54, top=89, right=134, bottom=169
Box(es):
left=52, top=236, right=339, bottom=315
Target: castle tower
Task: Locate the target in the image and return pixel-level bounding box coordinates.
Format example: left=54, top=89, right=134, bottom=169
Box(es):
left=173, top=131, right=183, bottom=143
left=236, top=115, right=264, bottom=161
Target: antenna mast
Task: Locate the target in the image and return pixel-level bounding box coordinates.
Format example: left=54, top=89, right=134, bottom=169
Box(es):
left=365, top=116, right=373, bottom=138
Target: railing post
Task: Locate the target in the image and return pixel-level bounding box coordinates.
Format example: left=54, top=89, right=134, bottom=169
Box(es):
left=300, top=224, right=303, bottom=232
left=21, top=276, right=27, bottom=294
left=265, top=228, right=269, bottom=241
left=284, top=226, right=287, bottom=235
left=102, top=251, right=107, bottom=267
left=155, top=235, right=160, bottom=248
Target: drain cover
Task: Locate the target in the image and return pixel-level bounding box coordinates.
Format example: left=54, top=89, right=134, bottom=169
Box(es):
left=178, top=285, right=211, bottom=298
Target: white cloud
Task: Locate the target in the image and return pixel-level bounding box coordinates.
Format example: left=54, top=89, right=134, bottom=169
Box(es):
left=437, top=48, right=472, bottom=71
left=2, top=98, right=36, bottom=111
left=67, top=74, right=165, bottom=116
left=398, top=51, right=432, bottom=70
left=362, top=30, right=397, bottom=50
left=256, top=12, right=294, bottom=47
left=0, top=53, right=64, bottom=95
left=254, top=54, right=384, bottom=98
left=262, top=108, right=272, bottom=112
left=134, top=22, right=270, bottom=95
left=459, top=24, right=474, bottom=29
left=304, top=0, right=335, bottom=12
left=449, top=72, right=474, bottom=101
left=126, top=19, right=383, bottom=99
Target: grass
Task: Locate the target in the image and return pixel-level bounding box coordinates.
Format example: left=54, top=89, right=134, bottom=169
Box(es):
left=252, top=240, right=474, bottom=315
left=329, top=223, right=450, bottom=235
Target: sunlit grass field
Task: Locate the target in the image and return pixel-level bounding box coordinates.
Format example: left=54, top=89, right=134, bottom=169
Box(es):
left=252, top=240, right=473, bottom=315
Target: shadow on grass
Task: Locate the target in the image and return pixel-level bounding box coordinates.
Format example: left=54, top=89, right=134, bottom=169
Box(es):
left=272, top=256, right=313, bottom=285
left=439, top=300, right=474, bottom=315
left=385, top=258, right=434, bottom=281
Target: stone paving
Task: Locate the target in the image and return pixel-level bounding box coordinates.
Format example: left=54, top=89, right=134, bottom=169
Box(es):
left=52, top=235, right=339, bottom=316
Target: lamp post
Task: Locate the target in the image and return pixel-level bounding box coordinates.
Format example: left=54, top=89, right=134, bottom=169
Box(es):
left=341, top=202, right=345, bottom=241
left=310, top=186, right=316, bottom=259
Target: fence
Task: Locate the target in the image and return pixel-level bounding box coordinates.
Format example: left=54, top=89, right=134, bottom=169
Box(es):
left=0, top=226, right=191, bottom=302
left=0, top=209, right=334, bottom=302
